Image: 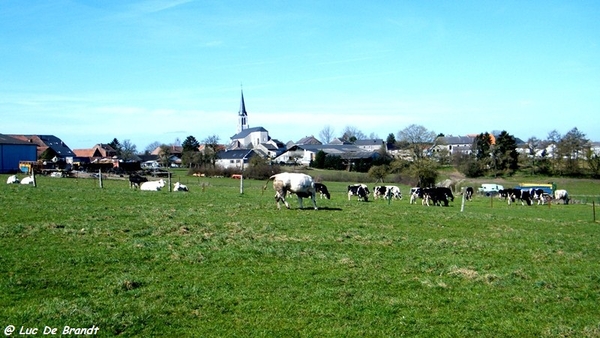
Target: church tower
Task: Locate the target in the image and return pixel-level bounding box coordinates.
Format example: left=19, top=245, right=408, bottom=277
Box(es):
left=237, top=89, right=249, bottom=133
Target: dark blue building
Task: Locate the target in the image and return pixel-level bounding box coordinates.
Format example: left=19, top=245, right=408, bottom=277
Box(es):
left=0, top=134, right=38, bottom=174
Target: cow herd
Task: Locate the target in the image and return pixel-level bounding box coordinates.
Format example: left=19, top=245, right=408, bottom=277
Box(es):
left=128, top=174, right=189, bottom=192
left=263, top=173, right=573, bottom=210
left=6, top=171, right=573, bottom=210
left=497, top=188, right=570, bottom=206
left=6, top=174, right=34, bottom=185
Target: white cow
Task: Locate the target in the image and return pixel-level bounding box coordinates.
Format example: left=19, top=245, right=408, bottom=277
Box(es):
left=173, top=182, right=189, bottom=191
left=266, top=172, right=317, bottom=210
left=140, top=179, right=165, bottom=191
left=20, top=176, right=34, bottom=185
left=554, top=189, right=570, bottom=204
left=6, top=175, right=19, bottom=184
left=409, top=191, right=419, bottom=204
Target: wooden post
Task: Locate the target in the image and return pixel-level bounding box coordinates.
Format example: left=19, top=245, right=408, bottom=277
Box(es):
left=32, top=170, right=37, bottom=188
left=240, top=175, right=244, bottom=194
left=98, top=169, right=103, bottom=188
left=490, top=194, right=493, bottom=208
left=168, top=172, right=172, bottom=192
left=461, top=192, right=466, bottom=212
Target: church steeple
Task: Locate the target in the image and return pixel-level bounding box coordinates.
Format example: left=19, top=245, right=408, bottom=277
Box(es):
left=237, top=88, right=249, bottom=133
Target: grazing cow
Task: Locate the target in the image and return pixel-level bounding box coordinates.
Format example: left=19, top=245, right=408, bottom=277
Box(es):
left=348, top=184, right=369, bottom=202
left=519, top=189, right=533, bottom=206
left=140, top=179, right=165, bottom=191
left=436, top=187, right=454, bottom=202
left=314, top=183, right=331, bottom=199
left=530, top=189, right=547, bottom=205
left=420, top=187, right=449, bottom=207
left=504, top=188, right=532, bottom=206
left=554, top=189, right=570, bottom=204
left=6, top=175, right=19, bottom=184
left=409, top=190, right=419, bottom=204
left=173, top=182, right=189, bottom=191
left=464, top=187, right=474, bottom=201
left=266, top=173, right=318, bottom=210
left=20, top=176, right=34, bottom=185
left=373, top=185, right=402, bottom=200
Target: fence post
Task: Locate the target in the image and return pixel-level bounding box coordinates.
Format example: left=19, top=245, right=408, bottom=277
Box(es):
left=593, top=201, right=596, bottom=223
left=240, top=175, right=244, bottom=194
left=98, top=169, right=103, bottom=188
left=32, top=170, right=37, bottom=187
left=461, top=192, right=466, bottom=212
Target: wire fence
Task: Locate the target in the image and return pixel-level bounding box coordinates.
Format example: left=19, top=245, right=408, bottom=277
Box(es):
left=571, top=195, right=600, bottom=205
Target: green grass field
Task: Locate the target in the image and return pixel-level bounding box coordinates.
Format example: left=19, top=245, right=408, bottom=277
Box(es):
left=1, top=173, right=599, bottom=337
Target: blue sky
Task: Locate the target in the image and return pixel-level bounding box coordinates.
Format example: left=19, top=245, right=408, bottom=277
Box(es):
left=1, top=0, right=599, bottom=150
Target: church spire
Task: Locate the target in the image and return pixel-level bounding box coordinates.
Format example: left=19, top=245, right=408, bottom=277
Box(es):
left=237, top=88, right=249, bottom=133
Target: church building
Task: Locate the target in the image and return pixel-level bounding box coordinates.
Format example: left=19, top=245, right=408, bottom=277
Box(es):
left=228, top=90, right=271, bottom=150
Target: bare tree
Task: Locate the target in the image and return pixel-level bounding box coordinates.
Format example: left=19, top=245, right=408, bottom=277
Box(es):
left=557, top=127, right=589, bottom=175
left=120, top=139, right=138, bottom=161
left=397, top=124, right=436, bottom=160
left=341, top=125, right=366, bottom=142
left=203, top=134, right=221, bottom=167
left=144, top=141, right=161, bottom=155
left=319, top=125, right=335, bottom=144
left=526, top=136, right=541, bottom=175
left=158, top=144, right=171, bottom=167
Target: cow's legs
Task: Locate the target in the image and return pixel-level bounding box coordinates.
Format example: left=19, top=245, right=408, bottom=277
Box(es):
left=297, top=196, right=304, bottom=209
left=310, top=192, right=318, bottom=210
left=275, top=192, right=290, bottom=210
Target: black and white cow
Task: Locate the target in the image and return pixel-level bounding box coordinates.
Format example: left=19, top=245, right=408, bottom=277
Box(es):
left=419, top=187, right=450, bottom=207
left=436, top=187, right=454, bottom=202
left=530, top=189, right=548, bottom=205
left=464, top=187, right=474, bottom=201
left=6, top=175, right=19, bottom=184
left=409, top=187, right=421, bottom=204
left=348, top=184, right=369, bottom=202
left=267, top=173, right=318, bottom=210
left=504, top=188, right=532, bottom=206
left=373, top=185, right=402, bottom=200
left=129, top=174, right=148, bottom=189
left=173, top=182, right=189, bottom=191
left=554, top=189, right=570, bottom=204
left=314, top=183, right=331, bottom=199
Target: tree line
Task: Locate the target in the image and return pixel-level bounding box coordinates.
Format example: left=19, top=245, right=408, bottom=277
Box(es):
left=104, top=123, right=599, bottom=183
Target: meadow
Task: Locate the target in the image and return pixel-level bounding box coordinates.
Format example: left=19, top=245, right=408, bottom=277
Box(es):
left=1, top=172, right=599, bottom=337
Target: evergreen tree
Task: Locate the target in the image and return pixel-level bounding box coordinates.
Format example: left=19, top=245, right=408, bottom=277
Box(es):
left=313, top=150, right=326, bottom=169
left=473, top=133, right=492, bottom=161
left=493, top=131, right=519, bottom=175
left=108, top=138, right=122, bottom=157
left=182, top=135, right=200, bottom=152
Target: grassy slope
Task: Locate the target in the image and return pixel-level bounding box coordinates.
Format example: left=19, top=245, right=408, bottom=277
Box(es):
left=1, top=174, right=599, bottom=337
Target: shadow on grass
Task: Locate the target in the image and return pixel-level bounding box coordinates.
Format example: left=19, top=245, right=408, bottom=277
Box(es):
left=295, top=207, right=343, bottom=211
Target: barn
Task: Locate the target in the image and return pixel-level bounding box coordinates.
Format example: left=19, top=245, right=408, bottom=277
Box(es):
left=0, top=134, right=37, bottom=174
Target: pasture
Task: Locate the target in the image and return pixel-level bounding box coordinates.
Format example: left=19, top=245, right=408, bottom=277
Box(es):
left=1, top=173, right=599, bottom=337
